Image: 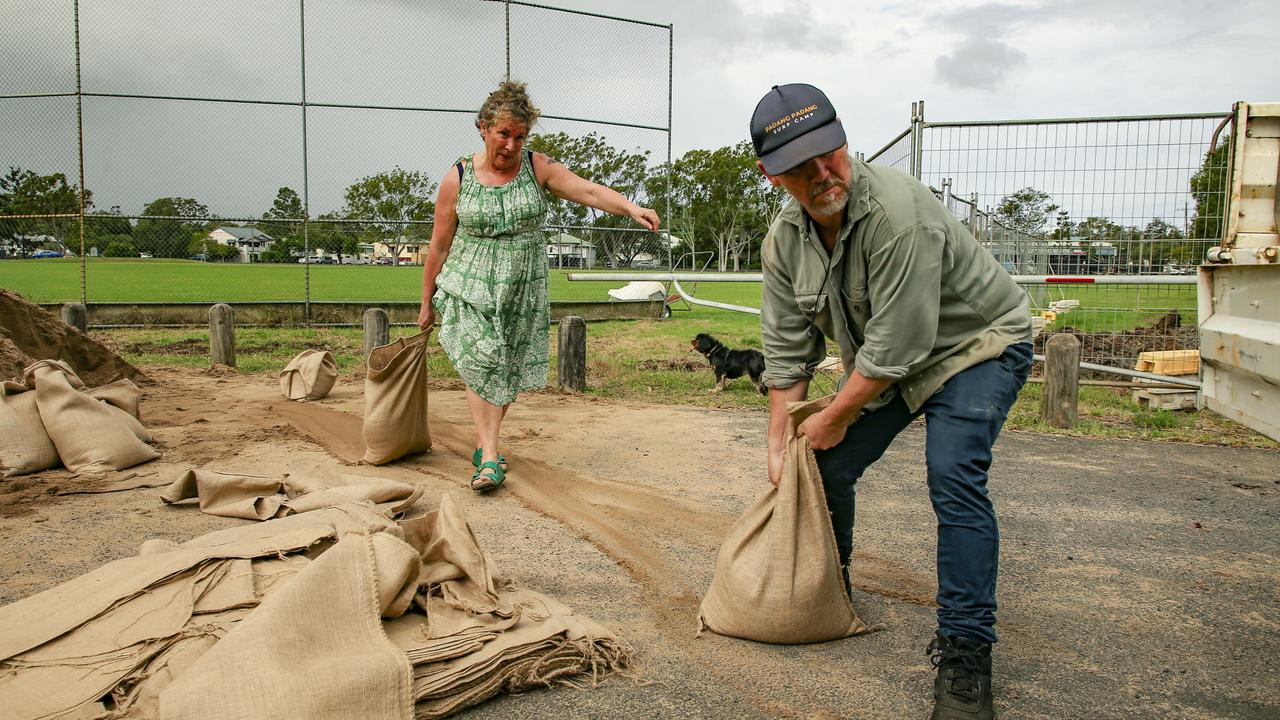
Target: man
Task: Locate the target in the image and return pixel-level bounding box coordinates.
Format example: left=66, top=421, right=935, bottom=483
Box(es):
left=751, top=83, right=1033, bottom=720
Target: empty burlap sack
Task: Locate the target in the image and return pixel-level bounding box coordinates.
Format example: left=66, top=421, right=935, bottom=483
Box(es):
left=280, top=348, right=339, bottom=401
left=160, top=468, right=423, bottom=520
left=31, top=360, right=160, bottom=474
left=698, top=396, right=871, bottom=644
left=363, top=331, right=432, bottom=465
left=0, top=379, right=59, bottom=476
left=160, top=532, right=417, bottom=720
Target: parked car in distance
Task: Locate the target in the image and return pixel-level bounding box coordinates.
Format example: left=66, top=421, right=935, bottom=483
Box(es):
left=373, top=257, right=393, bottom=265
left=32, top=250, right=64, bottom=258
left=189, top=253, right=208, bottom=261
left=139, top=252, right=153, bottom=259
left=298, top=256, right=335, bottom=264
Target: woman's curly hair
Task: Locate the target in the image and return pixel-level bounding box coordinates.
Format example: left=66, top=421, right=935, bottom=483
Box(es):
left=476, top=80, right=540, bottom=130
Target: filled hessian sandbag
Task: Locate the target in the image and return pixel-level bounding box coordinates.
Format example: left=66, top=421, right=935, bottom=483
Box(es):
left=699, top=396, right=872, bottom=644
left=280, top=349, right=339, bottom=401
left=363, top=332, right=431, bottom=465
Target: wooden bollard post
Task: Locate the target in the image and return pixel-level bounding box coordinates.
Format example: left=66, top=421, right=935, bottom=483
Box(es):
left=209, top=303, right=236, bottom=367
left=1041, top=333, right=1080, bottom=428
left=363, top=307, right=390, bottom=362
left=61, top=303, right=87, bottom=332
left=557, top=316, right=587, bottom=392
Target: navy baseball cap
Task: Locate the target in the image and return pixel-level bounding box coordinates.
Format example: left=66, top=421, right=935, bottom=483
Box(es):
left=750, top=84, right=846, bottom=175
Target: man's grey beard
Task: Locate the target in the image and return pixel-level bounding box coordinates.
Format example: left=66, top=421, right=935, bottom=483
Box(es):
left=810, top=180, right=851, bottom=216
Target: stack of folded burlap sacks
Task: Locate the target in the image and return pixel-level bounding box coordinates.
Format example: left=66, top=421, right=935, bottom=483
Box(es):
left=0, top=490, right=630, bottom=719
left=0, top=359, right=159, bottom=478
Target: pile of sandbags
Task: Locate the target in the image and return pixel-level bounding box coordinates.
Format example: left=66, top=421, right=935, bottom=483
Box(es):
left=0, top=360, right=159, bottom=477
left=0, top=494, right=630, bottom=720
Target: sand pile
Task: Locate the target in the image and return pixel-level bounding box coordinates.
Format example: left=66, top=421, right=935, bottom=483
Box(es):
left=0, top=290, right=142, bottom=385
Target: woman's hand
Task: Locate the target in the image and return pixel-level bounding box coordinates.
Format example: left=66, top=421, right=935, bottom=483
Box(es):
left=628, top=205, right=661, bottom=232
left=417, top=302, right=436, bottom=332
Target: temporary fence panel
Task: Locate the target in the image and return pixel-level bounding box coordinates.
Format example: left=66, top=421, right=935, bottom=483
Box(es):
left=867, top=102, right=1232, bottom=370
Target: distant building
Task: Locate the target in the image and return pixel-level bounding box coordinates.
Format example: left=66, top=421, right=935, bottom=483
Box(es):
left=372, top=239, right=425, bottom=265
left=546, top=233, right=596, bottom=269
left=208, top=226, right=274, bottom=263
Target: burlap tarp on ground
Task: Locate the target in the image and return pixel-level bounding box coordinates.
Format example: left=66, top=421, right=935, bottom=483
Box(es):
left=0, top=494, right=630, bottom=720
left=699, top=396, right=872, bottom=644
left=363, top=332, right=432, bottom=465
left=279, top=349, right=339, bottom=401
left=0, top=361, right=158, bottom=477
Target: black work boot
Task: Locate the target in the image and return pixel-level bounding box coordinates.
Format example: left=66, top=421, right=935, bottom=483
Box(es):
left=841, top=563, right=852, bottom=599
left=926, top=631, right=994, bottom=720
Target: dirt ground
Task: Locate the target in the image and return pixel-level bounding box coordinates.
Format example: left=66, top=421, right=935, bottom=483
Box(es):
left=1, top=366, right=1277, bottom=719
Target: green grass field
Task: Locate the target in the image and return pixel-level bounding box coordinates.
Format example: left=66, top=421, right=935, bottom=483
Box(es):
left=1, top=258, right=1195, bottom=333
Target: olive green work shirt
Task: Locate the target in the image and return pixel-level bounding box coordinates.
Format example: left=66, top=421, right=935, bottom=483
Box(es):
left=759, top=158, right=1032, bottom=413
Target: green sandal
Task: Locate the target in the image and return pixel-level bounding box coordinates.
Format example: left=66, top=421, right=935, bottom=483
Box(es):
left=470, top=461, right=505, bottom=494
left=471, top=448, right=508, bottom=471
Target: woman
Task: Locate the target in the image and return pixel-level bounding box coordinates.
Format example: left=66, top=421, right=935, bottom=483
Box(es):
left=418, top=81, right=660, bottom=493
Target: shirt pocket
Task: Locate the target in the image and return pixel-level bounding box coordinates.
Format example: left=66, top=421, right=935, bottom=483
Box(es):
left=840, top=285, right=870, bottom=330
left=794, top=291, right=829, bottom=336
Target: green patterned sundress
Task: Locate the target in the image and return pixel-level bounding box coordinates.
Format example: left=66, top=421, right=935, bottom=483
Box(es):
left=434, top=152, right=550, bottom=406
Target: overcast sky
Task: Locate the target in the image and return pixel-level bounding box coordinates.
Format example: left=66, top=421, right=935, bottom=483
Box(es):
left=2, top=0, right=1277, bottom=220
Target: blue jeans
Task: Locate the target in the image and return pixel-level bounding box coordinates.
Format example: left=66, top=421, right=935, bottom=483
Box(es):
left=814, top=342, right=1032, bottom=644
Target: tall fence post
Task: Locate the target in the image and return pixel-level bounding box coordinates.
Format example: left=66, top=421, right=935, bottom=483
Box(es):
left=363, top=307, right=390, bottom=362
left=557, top=316, right=587, bottom=392
left=1042, top=334, right=1080, bottom=428
left=209, top=303, right=236, bottom=367
left=912, top=99, right=925, bottom=180
left=61, top=302, right=87, bottom=332
left=908, top=101, right=919, bottom=179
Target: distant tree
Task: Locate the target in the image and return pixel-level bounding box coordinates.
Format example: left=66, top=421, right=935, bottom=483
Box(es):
left=995, top=187, right=1059, bottom=236
left=0, top=166, right=90, bottom=255
left=527, top=131, right=651, bottom=228
left=103, top=240, right=139, bottom=257
left=342, top=168, right=435, bottom=262
left=654, top=142, right=780, bottom=272
left=134, top=197, right=210, bottom=258
left=86, top=206, right=132, bottom=252
left=260, top=187, right=304, bottom=241
left=261, top=236, right=303, bottom=263
left=187, top=234, right=239, bottom=262
left=527, top=131, right=658, bottom=267
left=308, top=211, right=360, bottom=262
left=1189, top=140, right=1230, bottom=242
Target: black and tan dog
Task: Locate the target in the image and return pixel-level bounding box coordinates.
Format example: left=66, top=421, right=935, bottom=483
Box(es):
left=690, top=333, right=767, bottom=394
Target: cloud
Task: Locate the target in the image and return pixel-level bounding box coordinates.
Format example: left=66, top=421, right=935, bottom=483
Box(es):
left=934, top=37, right=1028, bottom=90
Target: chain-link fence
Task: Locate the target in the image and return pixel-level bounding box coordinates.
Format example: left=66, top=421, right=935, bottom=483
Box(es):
left=868, top=102, right=1230, bottom=369
left=0, top=0, right=673, bottom=317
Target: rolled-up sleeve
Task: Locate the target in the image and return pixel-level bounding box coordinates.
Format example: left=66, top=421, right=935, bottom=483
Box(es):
left=760, top=231, right=824, bottom=389
left=853, top=224, right=944, bottom=380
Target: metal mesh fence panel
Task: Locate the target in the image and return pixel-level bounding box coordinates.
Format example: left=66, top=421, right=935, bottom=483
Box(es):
left=865, top=127, right=912, bottom=173
left=0, top=0, right=672, bottom=317
left=907, top=112, right=1231, bottom=369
